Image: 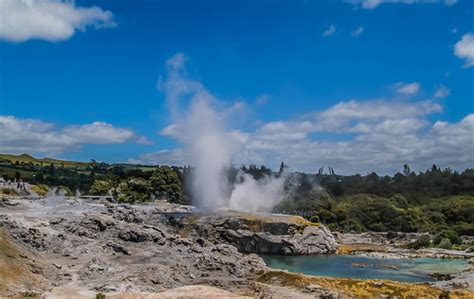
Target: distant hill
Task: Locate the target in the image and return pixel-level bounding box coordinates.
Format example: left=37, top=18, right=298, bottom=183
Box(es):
left=0, top=153, right=88, bottom=168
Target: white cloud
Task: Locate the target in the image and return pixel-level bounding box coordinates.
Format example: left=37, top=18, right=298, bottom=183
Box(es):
left=236, top=108, right=472, bottom=174
left=434, top=85, right=451, bottom=98
left=0, top=0, right=115, bottom=42
left=444, top=0, right=457, bottom=6
left=129, top=149, right=189, bottom=166
left=62, top=122, right=134, bottom=144
left=454, top=33, right=474, bottom=68
left=136, top=136, right=154, bottom=145
left=322, top=24, right=336, bottom=37
left=360, top=0, right=382, bottom=9
left=349, top=0, right=457, bottom=9
left=136, top=92, right=472, bottom=175
left=351, top=26, right=365, bottom=38
left=0, top=116, right=135, bottom=154
left=395, top=82, right=421, bottom=95
left=133, top=55, right=471, bottom=175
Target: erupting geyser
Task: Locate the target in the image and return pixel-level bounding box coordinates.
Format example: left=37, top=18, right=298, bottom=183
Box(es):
left=159, top=53, right=285, bottom=212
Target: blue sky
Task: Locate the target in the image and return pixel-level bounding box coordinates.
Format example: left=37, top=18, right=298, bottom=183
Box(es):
left=0, top=0, right=473, bottom=174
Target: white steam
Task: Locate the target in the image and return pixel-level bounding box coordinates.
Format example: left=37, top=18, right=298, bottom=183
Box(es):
left=228, top=172, right=285, bottom=212
left=159, top=53, right=285, bottom=212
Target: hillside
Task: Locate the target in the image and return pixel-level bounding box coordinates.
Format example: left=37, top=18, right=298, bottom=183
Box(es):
left=0, top=153, right=88, bottom=168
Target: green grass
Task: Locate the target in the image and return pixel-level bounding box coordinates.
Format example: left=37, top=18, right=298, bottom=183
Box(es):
left=0, top=153, right=88, bottom=168
left=0, top=166, right=36, bottom=178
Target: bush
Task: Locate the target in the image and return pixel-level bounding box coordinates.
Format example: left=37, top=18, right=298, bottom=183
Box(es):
left=386, top=231, right=398, bottom=239
left=433, top=229, right=462, bottom=246
left=406, top=235, right=431, bottom=249
left=454, top=223, right=474, bottom=236
left=89, top=180, right=112, bottom=195
left=30, top=184, right=48, bottom=196
left=96, top=293, right=106, bottom=299
left=0, top=188, right=20, bottom=196
left=438, top=238, right=453, bottom=249
left=339, top=219, right=365, bottom=233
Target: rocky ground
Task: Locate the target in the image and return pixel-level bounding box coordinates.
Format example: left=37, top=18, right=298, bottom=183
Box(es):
left=0, top=197, right=339, bottom=298
left=1, top=196, right=473, bottom=298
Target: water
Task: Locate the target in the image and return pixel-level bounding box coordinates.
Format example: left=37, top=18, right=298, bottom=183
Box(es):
left=261, top=254, right=469, bottom=283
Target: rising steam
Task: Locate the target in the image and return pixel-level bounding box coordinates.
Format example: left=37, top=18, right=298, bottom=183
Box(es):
left=159, top=53, right=285, bottom=212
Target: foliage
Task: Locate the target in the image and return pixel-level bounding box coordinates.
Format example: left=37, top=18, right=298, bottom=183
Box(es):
left=272, top=166, right=474, bottom=235
left=150, top=166, right=184, bottom=203
left=406, top=235, right=431, bottom=250
left=30, top=184, right=49, bottom=196
left=437, top=238, right=453, bottom=249
left=0, top=155, right=472, bottom=236
left=89, top=180, right=113, bottom=195
left=433, top=229, right=462, bottom=246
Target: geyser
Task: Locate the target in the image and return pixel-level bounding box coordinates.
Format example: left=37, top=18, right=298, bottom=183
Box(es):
left=160, top=53, right=285, bottom=212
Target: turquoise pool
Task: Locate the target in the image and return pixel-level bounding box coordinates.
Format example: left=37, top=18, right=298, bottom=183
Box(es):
left=261, top=254, right=469, bottom=283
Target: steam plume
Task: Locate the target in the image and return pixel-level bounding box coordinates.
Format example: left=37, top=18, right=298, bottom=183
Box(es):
left=159, top=53, right=284, bottom=212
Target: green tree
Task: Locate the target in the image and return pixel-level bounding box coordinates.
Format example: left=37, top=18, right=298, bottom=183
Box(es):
left=150, top=166, right=184, bottom=203
left=89, top=180, right=113, bottom=195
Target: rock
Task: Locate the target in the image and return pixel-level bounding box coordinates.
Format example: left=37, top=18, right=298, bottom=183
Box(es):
left=183, top=213, right=338, bottom=255
left=430, top=273, right=454, bottom=281
left=107, top=242, right=130, bottom=255
left=0, top=198, right=337, bottom=298
left=303, top=284, right=323, bottom=293
left=119, top=230, right=147, bottom=242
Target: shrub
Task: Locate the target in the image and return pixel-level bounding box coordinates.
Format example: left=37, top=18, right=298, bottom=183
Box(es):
left=438, top=238, right=453, bottom=249
left=433, top=229, right=462, bottom=246
left=30, top=184, right=49, bottom=196
left=386, top=231, right=398, bottom=239
left=406, top=235, right=431, bottom=250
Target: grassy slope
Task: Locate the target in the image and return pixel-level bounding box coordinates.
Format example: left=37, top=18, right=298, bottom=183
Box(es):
left=0, top=153, right=87, bottom=167
left=0, top=153, right=158, bottom=170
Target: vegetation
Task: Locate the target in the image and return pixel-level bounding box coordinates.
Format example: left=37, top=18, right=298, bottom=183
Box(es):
left=275, top=166, right=474, bottom=237
left=0, top=153, right=473, bottom=237
left=0, top=153, right=187, bottom=204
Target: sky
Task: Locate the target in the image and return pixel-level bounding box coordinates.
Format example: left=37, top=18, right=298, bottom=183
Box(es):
left=0, top=0, right=473, bottom=175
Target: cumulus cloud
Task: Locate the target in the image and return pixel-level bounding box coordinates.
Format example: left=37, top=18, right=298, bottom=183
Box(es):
left=236, top=108, right=472, bottom=174
left=0, top=116, right=135, bottom=154
left=132, top=55, right=472, bottom=175
left=134, top=90, right=471, bottom=175
left=349, top=0, right=458, bottom=9
left=0, top=0, right=115, bottom=42
left=454, top=33, right=474, bottom=68
left=322, top=24, right=336, bottom=37
left=395, top=82, right=421, bottom=95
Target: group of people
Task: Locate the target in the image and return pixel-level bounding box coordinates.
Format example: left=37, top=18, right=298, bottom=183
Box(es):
left=0, top=177, right=27, bottom=191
